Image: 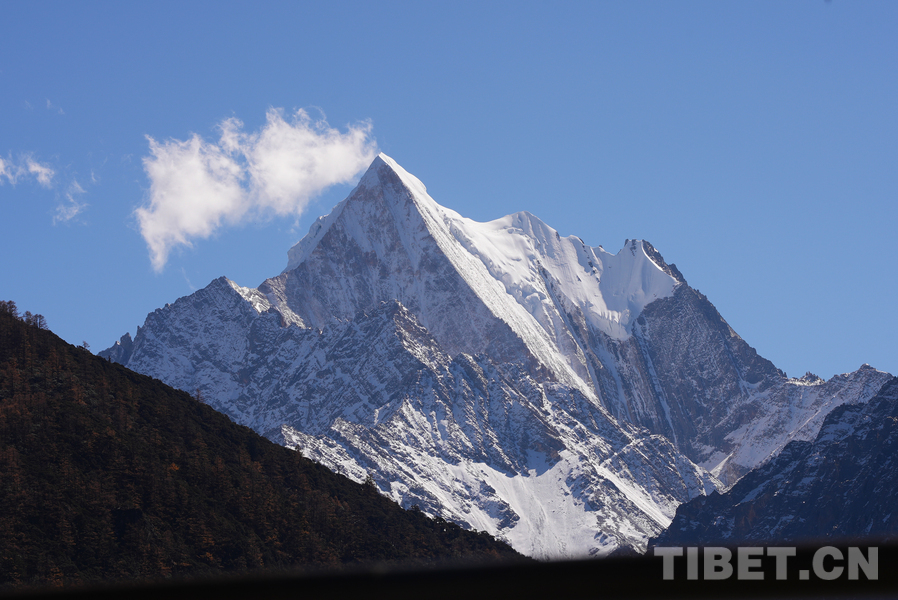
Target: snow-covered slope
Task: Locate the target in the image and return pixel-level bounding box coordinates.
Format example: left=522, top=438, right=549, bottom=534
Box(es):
left=106, top=285, right=718, bottom=557
left=102, top=153, right=890, bottom=556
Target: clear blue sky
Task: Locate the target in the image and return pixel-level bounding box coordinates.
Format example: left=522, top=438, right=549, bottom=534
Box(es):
left=2, top=1, right=896, bottom=380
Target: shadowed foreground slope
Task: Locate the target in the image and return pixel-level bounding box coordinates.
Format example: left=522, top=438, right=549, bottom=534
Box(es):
left=0, top=304, right=521, bottom=590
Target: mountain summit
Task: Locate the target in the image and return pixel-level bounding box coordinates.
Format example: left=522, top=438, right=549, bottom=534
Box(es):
left=262, top=153, right=683, bottom=395
left=103, top=154, right=890, bottom=557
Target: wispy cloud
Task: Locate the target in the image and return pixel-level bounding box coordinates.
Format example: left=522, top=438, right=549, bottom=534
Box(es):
left=27, top=158, right=55, bottom=187
left=181, top=267, right=197, bottom=291
left=46, top=99, right=64, bottom=115
left=0, top=154, right=55, bottom=187
left=53, top=180, right=89, bottom=225
left=2, top=153, right=90, bottom=225
left=136, top=108, right=377, bottom=272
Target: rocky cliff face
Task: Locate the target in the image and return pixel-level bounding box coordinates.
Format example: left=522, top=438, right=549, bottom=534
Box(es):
left=631, top=287, right=890, bottom=485
left=651, top=377, right=898, bottom=547
left=102, top=153, right=890, bottom=556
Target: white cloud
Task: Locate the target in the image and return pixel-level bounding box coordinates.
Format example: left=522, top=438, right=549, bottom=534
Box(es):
left=181, top=267, right=197, bottom=292
left=0, top=154, right=55, bottom=187
left=2, top=153, right=86, bottom=225
left=1, top=155, right=22, bottom=184
left=53, top=180, right=89, bottom=225
left=27, top=158, right=55, bottom=187
left=136, top=134, right=245, bottom=271
left=137, top=108, right=377, bottom=272
left=46, top=99, right=64, bottom=115
left=242, top=109, right=376, bottom=215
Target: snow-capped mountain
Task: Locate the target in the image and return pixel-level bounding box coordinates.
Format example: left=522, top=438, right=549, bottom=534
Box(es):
left=102, top=153, right=890, bottom=557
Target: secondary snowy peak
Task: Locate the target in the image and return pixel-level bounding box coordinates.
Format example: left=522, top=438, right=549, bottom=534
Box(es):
left=445, top=212, right=678, bottom=341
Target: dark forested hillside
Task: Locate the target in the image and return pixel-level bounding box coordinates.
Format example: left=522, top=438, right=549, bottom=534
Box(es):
left=0, top=302, right=521, bottom=589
